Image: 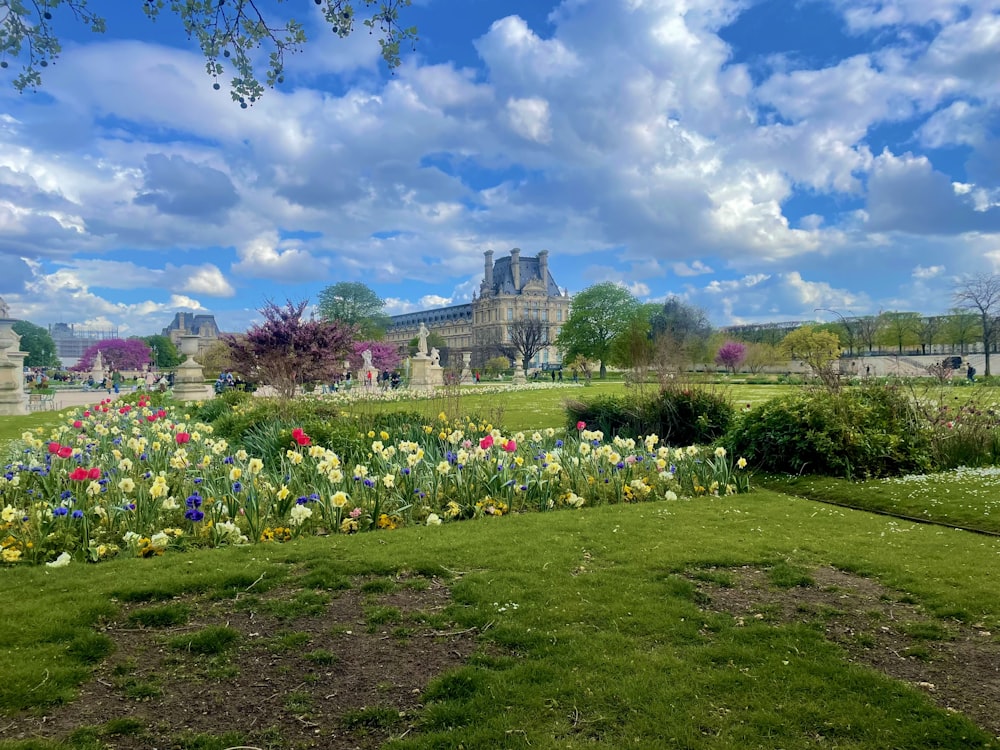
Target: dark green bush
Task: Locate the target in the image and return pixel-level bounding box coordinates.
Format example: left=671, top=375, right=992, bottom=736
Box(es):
left=565, top=386, right=733, bottom=446
left=727, top=383, right=932, bottom=479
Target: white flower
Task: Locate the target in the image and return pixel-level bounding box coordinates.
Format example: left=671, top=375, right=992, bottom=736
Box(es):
left=46, top=552, right=72, bottom=568
left=426, top=513, right=442, bottom=526
left=289, top=504, right=313, bottom=527
left=714, top=446, right=727, bottom=458
left=150, top=532, right=170, bottom=549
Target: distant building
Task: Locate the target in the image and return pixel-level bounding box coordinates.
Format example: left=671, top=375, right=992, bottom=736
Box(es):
left=387, top=249, right=571, bottom=369
left=162, top=313, right=221, bottom=357
left=48, top=323, right=120, bottom=368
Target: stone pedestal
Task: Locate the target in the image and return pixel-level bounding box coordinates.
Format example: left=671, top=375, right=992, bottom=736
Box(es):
left=172, top=334, right=212, bottom=402
left=460, top=352, right=473, bottom=384
left=512, top=367, right=527, bottom=384
left=409, top=356, right=444, bottom=391
left=0, top=320, right=27, bottom=415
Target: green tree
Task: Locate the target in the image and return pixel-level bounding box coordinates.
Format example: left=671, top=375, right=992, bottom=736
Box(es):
left=556, top=283, right=639, bottom=378
left=11, top=321, right=60, bottom=368
left=781, top=325, right=843, bottom=391
left=941, top=309, right=981, bottom=355
left=855, top=315, right=882, bottom=353
left=954, top=274, right=1000, bottom=376
left=316, top=282, right=389, bottom=340
left=140, top=335, right=183, bottom=369
left=876, top=311, right=921, bottom=354
left=197, top=339, right=236, bottom=377
left=649, top=296, right=713, bottom=374
left=1, top=1, right=416, bottom=105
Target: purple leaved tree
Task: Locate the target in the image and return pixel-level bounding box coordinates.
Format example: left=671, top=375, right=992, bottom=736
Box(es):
left=72, top=339, right=152, bottom=372
left=715, top=340, right=747, bottom=374
left=350, top=341, right=403, bottom=372
left=223, top=300, right=356, bottom=399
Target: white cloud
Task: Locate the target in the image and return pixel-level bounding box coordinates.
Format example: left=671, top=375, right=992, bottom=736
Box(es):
left=506, top=97, right=552, bottom=144
left=912, top=264, right=945, bottom=279
left=178, top=265, right=236, bottom=297
left=672, top=260, right=714, bottom=276
left=231, top=233, right=329, bottom=283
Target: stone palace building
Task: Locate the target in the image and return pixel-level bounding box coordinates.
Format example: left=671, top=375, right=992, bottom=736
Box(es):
left=387, top=249, right=571, bottom=369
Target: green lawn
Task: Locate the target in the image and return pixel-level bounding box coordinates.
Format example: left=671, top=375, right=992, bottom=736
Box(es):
left=2, top=491, right=999, bottom=748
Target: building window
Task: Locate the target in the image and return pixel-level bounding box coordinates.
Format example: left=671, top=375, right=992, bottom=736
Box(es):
left=542, top=309, right=548, bottom=321
left=557, top=309, right=563, bottom=322
left=507, top=307, right=513, bottom=321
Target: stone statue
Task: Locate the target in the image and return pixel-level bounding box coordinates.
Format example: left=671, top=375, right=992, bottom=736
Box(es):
left=93, top=350, right=104, bottom=372
left=417, top=322, right=429, bottom=357
left=0, top=296, right=8, bottom=319
left=361, top=348, right=373, bottom=371
left=430, top=347, right=440, bottom=366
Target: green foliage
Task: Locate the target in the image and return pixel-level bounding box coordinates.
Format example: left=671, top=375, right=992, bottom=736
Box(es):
left=728, top=383, right=932, bottom=478
left=2, top=1, right=416, bottom=105
left=140, top=335, right=182, bottom=369
left=556, top=282, right=639, bottom=378
left=316, top=281, right=390, bottom=340
left=11, top=320, right=60, bottom=368
left=565, top=385, right=734, bottom=445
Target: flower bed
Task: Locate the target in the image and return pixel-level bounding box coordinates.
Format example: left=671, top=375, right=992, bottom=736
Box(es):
left=1, top=398, right=750, bottom=565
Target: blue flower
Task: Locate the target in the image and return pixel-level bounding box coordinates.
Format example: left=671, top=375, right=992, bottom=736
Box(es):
left=232, top=481, right=243, bottom=493
left=60, top=490, right=73, bottom=500
left=555, top=439, right=564, bottom=448
left=223, top=456, right=235, bottom=464
left=185, top=509, right=205, bottom=522
left=296, top=496, right=310, bottom=505
left=139, top=453, right=148, bottom=461
left=71, top=509, right=84, bottom=519
left=53, top=506, right=69, bottom=516
left=193, top=477, right=203, bottom=484
left=363, top=478, right=375, bottom=488
left=186, top=492, right=203, bottom=509
left=401, top=467, right=411, bottom=475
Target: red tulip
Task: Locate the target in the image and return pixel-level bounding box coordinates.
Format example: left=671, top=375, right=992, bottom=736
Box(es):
left=175, top=432, right=191, bottom=445
left=73, top=420, right=83, bottom=429
left=48, top=442, right=60, bottom=453
left=503, top=439, right=517, bottom=452
left=576, top=421, right=586, bottom=431
left=57, top=446, right=73, bottom=459
left=87, top=467, right=101, bottom=480
left=479, top=435, right=494, bottom=450
left=69, top=467, right=89, bottom=481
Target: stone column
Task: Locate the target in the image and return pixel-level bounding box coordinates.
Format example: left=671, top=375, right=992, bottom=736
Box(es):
left=172, top=334, right=212, bottom=402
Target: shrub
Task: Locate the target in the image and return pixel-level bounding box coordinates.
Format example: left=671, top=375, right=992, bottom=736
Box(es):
left=565, top=385, right=734, bottom=445
left=727, top=383, right=931, bottom=479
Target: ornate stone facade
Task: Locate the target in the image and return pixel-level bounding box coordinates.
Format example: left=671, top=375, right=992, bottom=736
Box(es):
left=387, top=249, right=571, bottom=369
left=162, top=313, right=221, bottom=357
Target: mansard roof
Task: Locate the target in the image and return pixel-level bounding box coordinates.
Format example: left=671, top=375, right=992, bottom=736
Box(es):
left=488, top=255, right=562, bottom=296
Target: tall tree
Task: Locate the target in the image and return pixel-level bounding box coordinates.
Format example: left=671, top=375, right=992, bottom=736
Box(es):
left=140, top=335, right=183, bottom=369
left=954, top=274, right=1000, bottom=376
left=0, top=1, right=416, bottom=105
left=854, top=315, right=882, bottom=354
left=11, top=321, right=60, bottom=368
left=609, top=304, right=658, bottom=381
left=556, top=283, right=639, bottom=378
left=499, top=317, right=550, bottom=375
left=223, top=300, right=355, bottom=398
left=942, top=308, right=981, bottom=355
left=649, top=296, right=713, bottom=369
left=316, top=282, right=389, bottom=340
left=916, top=316, right=942, bottom=356
left=876, top=311, right=921, bottom=354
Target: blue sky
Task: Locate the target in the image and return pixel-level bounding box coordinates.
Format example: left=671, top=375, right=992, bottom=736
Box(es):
left=1, top=0, right=999, bottom=336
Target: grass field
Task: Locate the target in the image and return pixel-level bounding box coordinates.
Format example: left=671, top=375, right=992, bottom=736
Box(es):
left=3, top=383, right=1000, bottom=748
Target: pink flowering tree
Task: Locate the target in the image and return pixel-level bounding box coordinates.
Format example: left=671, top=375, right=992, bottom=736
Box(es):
left=350, top=341, right=402, bottom=372
left=73, top=338, right=152, bottom=372
left=223, top=300, right=356, bottom=399
left=714, top=340, right=747, bottom=374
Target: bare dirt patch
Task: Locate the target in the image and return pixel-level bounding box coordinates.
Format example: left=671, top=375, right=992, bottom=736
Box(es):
left=688, top=565, right=1000, bottom=739
left=3, top=575, right=477, bottom=749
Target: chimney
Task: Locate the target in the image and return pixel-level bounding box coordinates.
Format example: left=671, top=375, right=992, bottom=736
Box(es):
left=483, top=250, right=494, bottom=292
left=538, top=250, right=549, bottom=289
left=511, top=248, right=521, bottom=291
